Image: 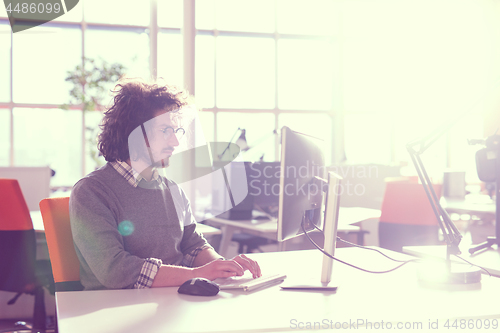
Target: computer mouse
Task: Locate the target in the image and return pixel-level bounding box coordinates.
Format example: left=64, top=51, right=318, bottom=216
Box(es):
left=177, top=278, right=220, bottom=296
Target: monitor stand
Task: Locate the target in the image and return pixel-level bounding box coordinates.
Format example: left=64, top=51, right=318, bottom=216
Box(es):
left=280, top=172, right=342, bottom=291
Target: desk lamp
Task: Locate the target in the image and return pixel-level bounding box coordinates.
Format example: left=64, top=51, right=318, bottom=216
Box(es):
left=218, top=128, right=249, bottom=161
left=407, top=125, right=482, bottom=284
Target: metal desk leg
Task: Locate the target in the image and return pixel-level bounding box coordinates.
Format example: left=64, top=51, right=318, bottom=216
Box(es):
left=218, top=225, right=236, bottom=257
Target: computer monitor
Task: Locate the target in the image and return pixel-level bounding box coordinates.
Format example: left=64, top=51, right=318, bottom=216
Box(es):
left=211, top=161, right=254, bottom=220
left=248, top=161, right=281, bottom=211
left=278, top=126, right=342, bottom=290
left=211, top=161, right=282, bottom=220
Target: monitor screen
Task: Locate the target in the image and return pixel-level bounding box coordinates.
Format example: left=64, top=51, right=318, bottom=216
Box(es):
left=277, top=126, right=326, bottom=242
left=277, top=126, right=342, bottom=289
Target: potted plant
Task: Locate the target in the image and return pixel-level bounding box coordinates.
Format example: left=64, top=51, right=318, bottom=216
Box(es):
left=62, top=57, right=126, bottom=170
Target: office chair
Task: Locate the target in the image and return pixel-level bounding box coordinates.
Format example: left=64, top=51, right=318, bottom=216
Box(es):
left=231, top=233, right=271, bottom=254
left=378, top=177, right=442, bottom=252
left=0, top=179, right=54, bottom=332
left=39, top=197, right=83, bottom=292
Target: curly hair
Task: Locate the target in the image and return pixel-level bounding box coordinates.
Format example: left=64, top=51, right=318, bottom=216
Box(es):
left=97, top=79, right=191, bottom=162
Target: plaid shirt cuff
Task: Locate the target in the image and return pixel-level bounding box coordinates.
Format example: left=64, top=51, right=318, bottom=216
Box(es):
left=181, top=245, right=213, bottom=268
left=133, top=258, right=162, bottom=289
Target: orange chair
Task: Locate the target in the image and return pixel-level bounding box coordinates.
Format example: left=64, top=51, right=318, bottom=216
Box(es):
left=378, top=177, right=443, bottom=252
left=39, top=197, right=83, bottom=292
left=0, top=179, right=54, bottom=331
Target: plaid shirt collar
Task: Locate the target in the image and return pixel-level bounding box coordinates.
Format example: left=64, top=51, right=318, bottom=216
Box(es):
left=110, top=160, right=163, bottom=188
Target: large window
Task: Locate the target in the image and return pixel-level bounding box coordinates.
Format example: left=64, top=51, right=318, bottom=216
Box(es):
left=13, top=108, right=82, bottom=186
left=339, top=0, right=500, bottom=182
left=2, top=0, right=499, bottom=188
left=195, top=0, right=338, bottom=164
left=12, top=26, right=81, bottom=104
left=0, top=0, right=159, bottom=187
left=85, top=27, right=150, bottom=80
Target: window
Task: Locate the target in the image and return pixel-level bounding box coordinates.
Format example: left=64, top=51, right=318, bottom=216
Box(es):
left=1, top=0, right=162, bottom=187
left=158, top=0, right=182, bottom=28
left=217, top=112, right=276, bottom=162
left=197, top=110, right=214, bottom=143
left=84, top=0, right=150, bottom=26
left=157, top=31, right=183, bottom=87
left=450, top=114, right=484, bottom=184
left=215, top=36, right=275, bottom=109
left=13, top=25, right=81, bottom=104
left=85, top=111, right=106, bottom=175
left=0, top=23, right=10, bottom=102
left=9, top=0, right=495, bottom=189
left=85, top=27, right=150, bottom=80
left=213, top=0, right=274, bottom=33
left=340, top=0, right=500, bottom=178
left=196, top=0, right=337, bottom=165
left=13, top=108, right=82, bottom=186
left=276, top=0, right=336, bottom=35
left=277, top=38, right=334, bottom=110
left=0, top=109, right=9, bottom=166
left=195, top=34, right=215, bottom=109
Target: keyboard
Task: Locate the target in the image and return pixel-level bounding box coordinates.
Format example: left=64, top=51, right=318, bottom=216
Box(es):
left=214, top=273, right=287, bottom=292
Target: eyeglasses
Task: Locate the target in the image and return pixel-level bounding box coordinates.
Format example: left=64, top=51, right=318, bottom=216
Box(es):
left=161, top=126, right=185, bottom=140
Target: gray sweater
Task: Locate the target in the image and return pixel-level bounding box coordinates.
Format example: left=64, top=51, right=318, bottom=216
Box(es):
left=69, top=163, right=207, bottom=290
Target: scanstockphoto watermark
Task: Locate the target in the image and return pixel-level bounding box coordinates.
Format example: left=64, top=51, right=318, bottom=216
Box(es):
left=289, top=318, right=499, bottom=330
left=290, top=319, right=425, bottom=330
left=248, top=163, right=379, bottom=198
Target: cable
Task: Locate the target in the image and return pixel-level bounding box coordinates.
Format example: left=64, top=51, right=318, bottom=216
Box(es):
left=302, top=222, right=420, bottom=274
left=309, top=221, right=492, bottom=277
left=336, top=237, right=411, bottom=263
left=452, top=254, right=492, bottom=277
left=311, top=222, right=412, bottom=263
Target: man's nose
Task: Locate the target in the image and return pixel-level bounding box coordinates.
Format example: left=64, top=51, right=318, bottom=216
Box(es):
left=168, top=133, right=180, bottom=147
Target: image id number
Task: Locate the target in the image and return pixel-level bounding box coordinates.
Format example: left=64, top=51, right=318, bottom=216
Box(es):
left=6, top=2, right=62, bottom=14
left=444, top=319, right=498, bottom=330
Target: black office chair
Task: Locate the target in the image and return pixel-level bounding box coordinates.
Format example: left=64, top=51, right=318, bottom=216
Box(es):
left=0, top=179, right=55, bottom=332
left=231, top=233, right=273, bottom=253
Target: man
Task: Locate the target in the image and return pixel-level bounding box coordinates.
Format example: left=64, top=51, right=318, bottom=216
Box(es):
left=70, top=79, right=261, bottom=290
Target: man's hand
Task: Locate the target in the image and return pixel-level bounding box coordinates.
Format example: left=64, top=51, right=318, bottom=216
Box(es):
left=192, top=259, right=245, bottom=280
left=193, top=254, right=262, bottom=280
left=231, top=254, right=261, bottom=278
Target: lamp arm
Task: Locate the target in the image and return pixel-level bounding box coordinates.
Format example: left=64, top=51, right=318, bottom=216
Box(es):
left=407, top=145, right=462, bottom=256
left=245, top=129, right=278, bottom=153
left=218, top=127, right=241, bottom=160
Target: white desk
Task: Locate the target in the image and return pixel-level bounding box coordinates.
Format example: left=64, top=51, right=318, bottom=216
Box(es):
left=56, top=247, right=500, bottom=333
left=441, top=195, right=495, bottom=218
left=207, top=207, right=380, bottom=256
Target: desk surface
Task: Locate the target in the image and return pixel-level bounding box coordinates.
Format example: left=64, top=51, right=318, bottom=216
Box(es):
left=56, top=247, right=500, bottom=333
left=207, top=206, right=380, bottom=234
left=441, top=195, right=495, bottom=215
